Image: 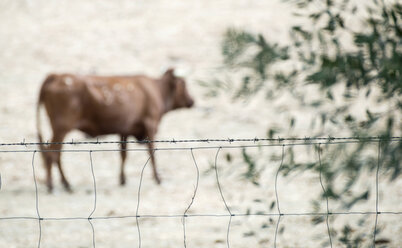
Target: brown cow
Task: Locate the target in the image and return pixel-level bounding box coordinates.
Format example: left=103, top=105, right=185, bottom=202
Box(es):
left=36, top=69, right=194, bottom=192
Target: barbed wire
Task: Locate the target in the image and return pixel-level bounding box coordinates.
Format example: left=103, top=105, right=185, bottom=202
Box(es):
left=0, top=138, right=401, bottom=154
left=0, top=136, right=400, bottom=147
left=0, top=137, right=401, bottom=247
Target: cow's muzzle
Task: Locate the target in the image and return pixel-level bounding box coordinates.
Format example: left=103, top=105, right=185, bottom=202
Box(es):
left=187, top=98, right=194, bottom=108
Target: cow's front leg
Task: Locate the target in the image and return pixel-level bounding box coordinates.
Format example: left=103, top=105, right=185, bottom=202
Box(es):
left=120, top=135, right=128, bottom=185
left=144, top=120, right=161, bottom=184
left=147, top=141, right=161, bottom=185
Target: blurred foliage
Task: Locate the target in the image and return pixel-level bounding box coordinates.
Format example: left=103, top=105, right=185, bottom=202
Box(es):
left=203, top=0, right=402, bottom=246
left=241, top=148, right=261, bottom=185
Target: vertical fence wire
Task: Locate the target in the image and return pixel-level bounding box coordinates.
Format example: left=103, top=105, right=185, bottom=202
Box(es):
left=274, top=145, right=285, bottom=248
left=183, top=149, right=200, bottom=248
left=88, top=151, right=97, bottom=248
left=214, top=147, right=232, bottom=248
left=373, top=141, right=381, bottom=248
left=136, top=151, right=154, bottom=248
left=31, top=151, right=42, bottom=248
left=318, top=144, right=333, bottom=248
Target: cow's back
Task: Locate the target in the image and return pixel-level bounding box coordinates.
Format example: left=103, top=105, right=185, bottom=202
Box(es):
left=81, top=75, right=162, bottom=136
left=40, top=74, right=164, bottom=137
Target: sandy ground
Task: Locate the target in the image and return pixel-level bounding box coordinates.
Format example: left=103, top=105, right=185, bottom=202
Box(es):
left=0, top=0, right=401, bottom=247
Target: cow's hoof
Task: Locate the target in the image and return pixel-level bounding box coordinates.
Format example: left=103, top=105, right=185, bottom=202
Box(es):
left=47, top=183, right=54, bottom=194
left=47, top=187, right=53, bottom=194
left=120, top=176, right=126, bottom=186
left=64, top=184, right=73, bottom=193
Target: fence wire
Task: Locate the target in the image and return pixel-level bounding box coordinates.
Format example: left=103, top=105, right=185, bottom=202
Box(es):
left=0, top=136, right=401, bottom=247
left=0, top=136, right=400, bottom=147
left=318, top=143, right=333, bottom=248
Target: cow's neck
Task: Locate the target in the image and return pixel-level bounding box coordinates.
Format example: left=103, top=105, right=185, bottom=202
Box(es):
left=157, top=79, right=174, bottom=113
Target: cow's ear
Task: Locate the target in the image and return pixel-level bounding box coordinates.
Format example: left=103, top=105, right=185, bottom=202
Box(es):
left=162, top=68, right=176, bottom=88
left=163, top=68, right=175, bottom=78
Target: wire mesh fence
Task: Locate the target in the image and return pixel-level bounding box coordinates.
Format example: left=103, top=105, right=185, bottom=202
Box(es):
left=0, top=136, right=401, bottom=247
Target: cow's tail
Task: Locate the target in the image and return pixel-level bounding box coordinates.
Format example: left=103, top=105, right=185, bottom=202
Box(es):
left=36, top=74, right=56, bottom=151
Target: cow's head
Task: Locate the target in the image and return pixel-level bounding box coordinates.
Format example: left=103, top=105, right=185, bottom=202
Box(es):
left=161, top=68, right=194, bottom=111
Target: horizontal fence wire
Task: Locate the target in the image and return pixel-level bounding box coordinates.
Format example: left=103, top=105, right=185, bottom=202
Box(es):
left=0, top=136, right=401, bottom=147
left=2, top=211, right=402, bottom=221
left=0, top=138, right=401, bottom=154
left=0, top=136, right=401, bottom=248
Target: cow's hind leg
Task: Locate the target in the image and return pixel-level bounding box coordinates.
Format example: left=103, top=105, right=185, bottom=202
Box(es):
left=56, top=157, right=72, bottom=192
left=120, top=135, right=128, bottom=185
left=50, top=131, right=70, bottom=192
left=42, top=152, right=54, bottom=193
